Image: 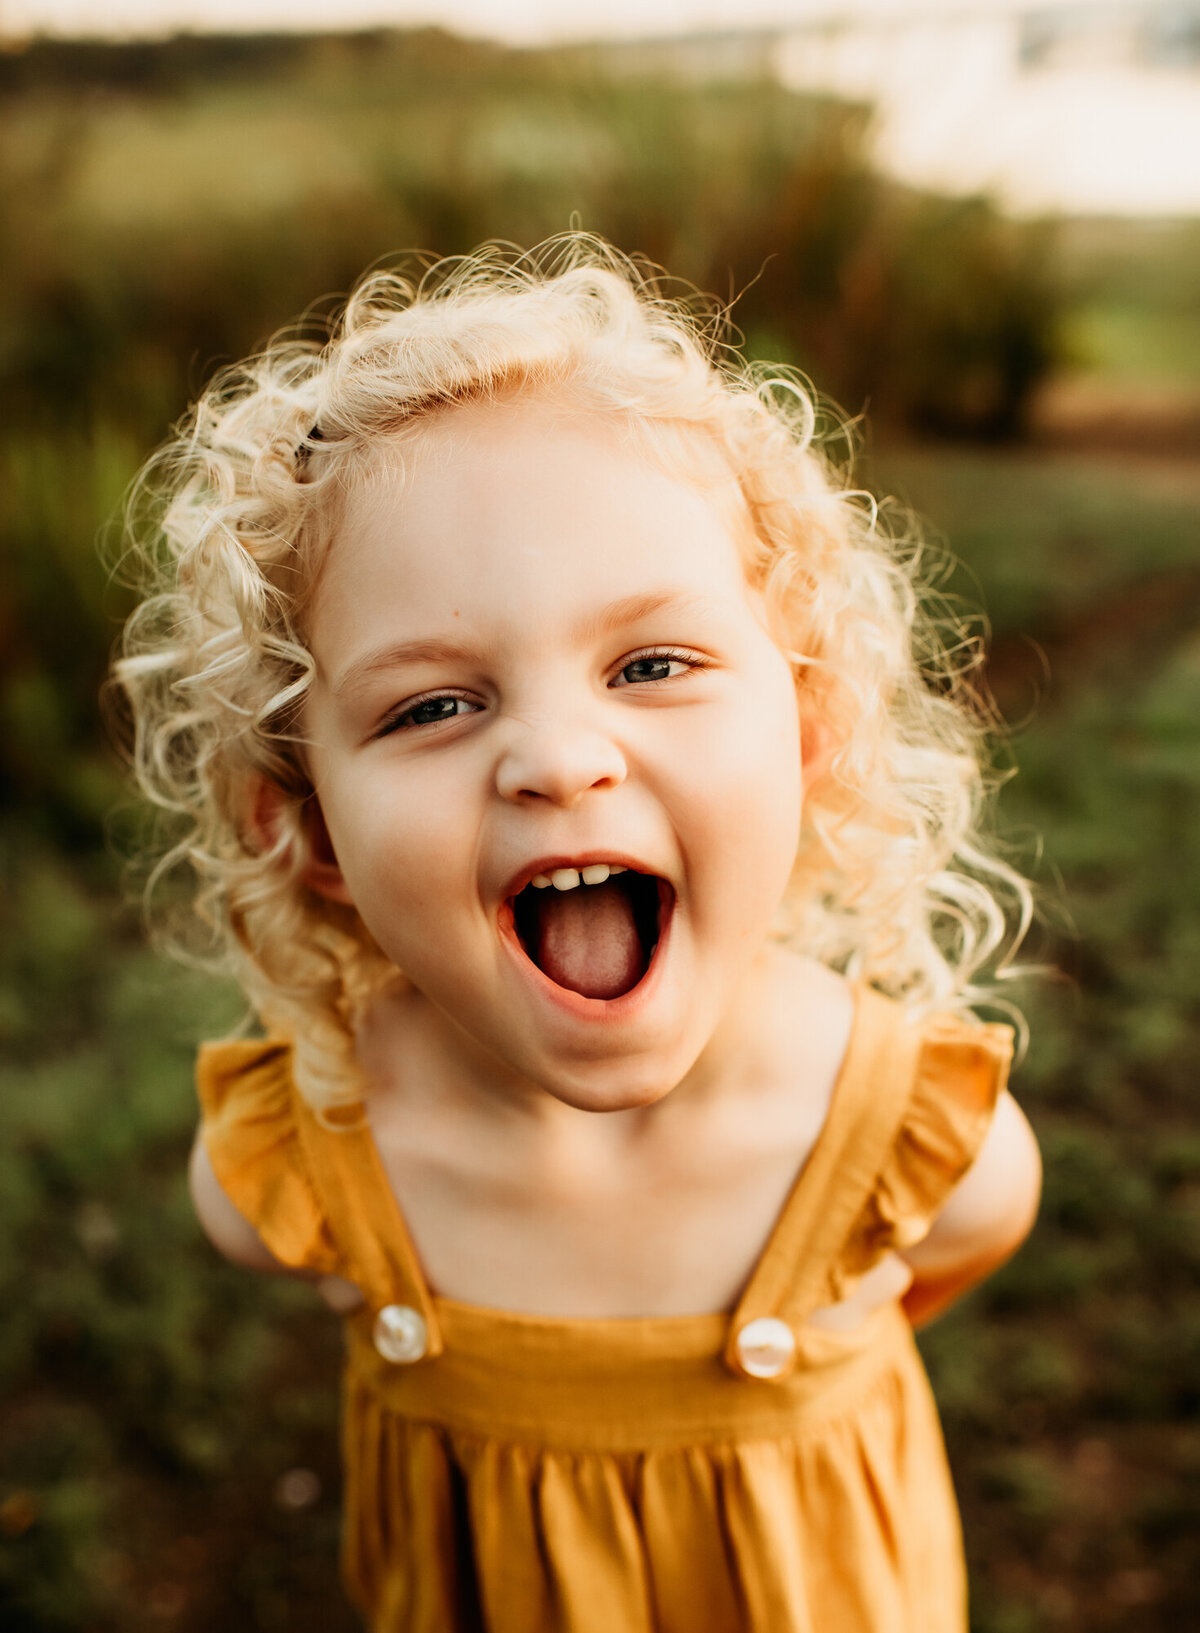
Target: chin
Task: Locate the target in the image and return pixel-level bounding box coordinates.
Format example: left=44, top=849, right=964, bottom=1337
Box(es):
left=538, top=1071, right=681, bottom=1116
left=519, top=1038, right=705, bottom=1116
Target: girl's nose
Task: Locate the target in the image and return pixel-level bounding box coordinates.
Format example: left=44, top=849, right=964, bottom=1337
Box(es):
left=494, top=718, right=627, bottom=808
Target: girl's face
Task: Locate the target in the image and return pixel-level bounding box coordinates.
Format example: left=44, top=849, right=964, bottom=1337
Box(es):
left=302, top=400, right=804, bottom=1112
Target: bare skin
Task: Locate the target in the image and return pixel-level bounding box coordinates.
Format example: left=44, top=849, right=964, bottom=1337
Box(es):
left=190, top=951, right=1040, bottom=1329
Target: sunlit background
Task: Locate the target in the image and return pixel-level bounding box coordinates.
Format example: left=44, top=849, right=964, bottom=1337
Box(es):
left=8, top=0, right=1200, bottom=213
left=1, top=3, right=1197, bottom=1630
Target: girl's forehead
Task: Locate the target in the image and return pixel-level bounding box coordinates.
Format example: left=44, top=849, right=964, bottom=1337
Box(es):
left=341, top=398, right=752, bottom=570
left=310, top=401, right=762, bottom=650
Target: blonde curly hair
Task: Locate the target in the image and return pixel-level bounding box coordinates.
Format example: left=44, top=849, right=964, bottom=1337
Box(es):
left=113, top=233, right=1030, bottom=1108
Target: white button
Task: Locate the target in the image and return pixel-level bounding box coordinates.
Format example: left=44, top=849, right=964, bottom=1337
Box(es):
left=734, top=1316, right=796, bottom=1379
left=373, top=1304, right=428, bottom=1364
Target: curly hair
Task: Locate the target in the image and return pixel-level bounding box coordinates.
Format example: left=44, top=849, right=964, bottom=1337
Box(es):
left=112, top=233, right=1031, bottom=1108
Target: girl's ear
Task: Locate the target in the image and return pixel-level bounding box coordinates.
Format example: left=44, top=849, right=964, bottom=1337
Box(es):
left=250, top=778, right=355, bottom=905
left=799, top=706, right=841, bottom=795
left=299, top=799, right=355, bottom=905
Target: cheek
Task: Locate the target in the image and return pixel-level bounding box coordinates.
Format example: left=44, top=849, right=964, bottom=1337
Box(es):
left=318, top=762, right=474, bottom=926
left=728, top=650, right=803, bottom=798
left=672, top=667, right=803, bottom=897
left=721, top=694, right=803, bottom=868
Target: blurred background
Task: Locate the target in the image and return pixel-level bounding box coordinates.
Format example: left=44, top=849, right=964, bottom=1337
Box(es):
left=0, top=1, right=1197, bottom=1628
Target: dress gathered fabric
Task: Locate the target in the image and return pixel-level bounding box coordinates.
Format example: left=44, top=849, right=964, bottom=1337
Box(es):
left=197, top=987, right=1013, bottom=1633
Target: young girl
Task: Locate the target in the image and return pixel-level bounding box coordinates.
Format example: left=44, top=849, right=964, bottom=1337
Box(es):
left=115, top=235, right=1041, bottom=1633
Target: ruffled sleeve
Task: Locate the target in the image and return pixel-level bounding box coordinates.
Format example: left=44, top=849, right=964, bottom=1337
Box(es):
left=196, top=1039, right=342, bottom=1277
left=829, top=1012, right=1014, bottom=1300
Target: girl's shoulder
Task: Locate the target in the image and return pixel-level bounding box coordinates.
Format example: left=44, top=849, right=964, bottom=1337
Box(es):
left=824, top=988, right=1016, bottom=1302
left=195, top=1037, right=342, bottom=1278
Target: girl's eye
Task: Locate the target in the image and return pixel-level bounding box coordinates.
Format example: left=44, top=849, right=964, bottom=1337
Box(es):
left=611, top=651, right=701, bottom=688
left=383, top=695, right=480, bottom=733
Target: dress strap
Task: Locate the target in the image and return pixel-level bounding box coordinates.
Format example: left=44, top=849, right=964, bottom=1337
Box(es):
left=290, top=1087, right=445, bottom=1361
left=722, top=985, right=921, bottom=1375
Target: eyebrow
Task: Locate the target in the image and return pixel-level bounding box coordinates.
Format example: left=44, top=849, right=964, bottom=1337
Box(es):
left=581, top=589, right=708, bottom=643
left=332, top=589, right=710, bottom=700
left=333, top=637, right=478, bottom=699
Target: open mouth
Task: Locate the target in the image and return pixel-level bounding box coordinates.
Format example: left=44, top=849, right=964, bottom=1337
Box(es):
left=510, top=867, right=669, bottom=1001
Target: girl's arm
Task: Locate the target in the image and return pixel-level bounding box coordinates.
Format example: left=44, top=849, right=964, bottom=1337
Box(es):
left=189, top=1132, right=285, bottom=1272
left=898, top=1090, right=1041, bottom=1328
left=188, top=1133, right=364, bottom=1310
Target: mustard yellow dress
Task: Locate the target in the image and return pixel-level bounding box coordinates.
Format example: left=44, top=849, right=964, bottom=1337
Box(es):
left=197, top=987, right=1013, bottom=1633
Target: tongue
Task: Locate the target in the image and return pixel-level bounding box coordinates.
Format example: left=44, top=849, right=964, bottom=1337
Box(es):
left=535, top=879, right=647, bottom=999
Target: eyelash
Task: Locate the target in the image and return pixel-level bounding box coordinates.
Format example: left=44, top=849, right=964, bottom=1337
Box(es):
left=609, top=647, right=709, bottom=688
left=378, top=693, right=480, bottom=735
left=377, top=647, right=709, bottom=736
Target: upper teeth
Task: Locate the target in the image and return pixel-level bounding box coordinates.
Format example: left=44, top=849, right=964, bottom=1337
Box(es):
left=530, top=864, right=628, bottom=891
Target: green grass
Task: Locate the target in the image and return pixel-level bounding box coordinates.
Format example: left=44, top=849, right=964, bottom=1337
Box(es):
left=1065, top=304, right=1200, bottom=390
left=871, top=445, right=1200, bottom=637
left=1055, top=217, right=1200, bottom=392
left=891, top=445, right=1200, bottom=1632
left=0, top=848, right=357, bottom=1630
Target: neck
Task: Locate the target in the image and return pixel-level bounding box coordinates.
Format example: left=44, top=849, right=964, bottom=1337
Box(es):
left=357, top=945, right=832, bottom=1153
